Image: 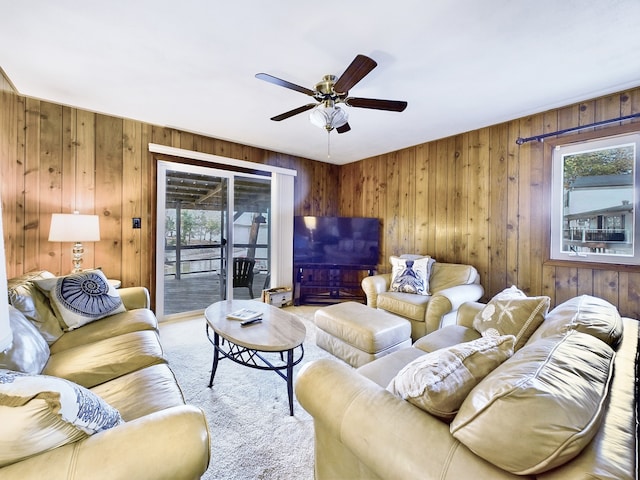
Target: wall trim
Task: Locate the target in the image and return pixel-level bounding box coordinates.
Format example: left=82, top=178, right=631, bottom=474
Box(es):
left=148, top=143, right=297, bottom=177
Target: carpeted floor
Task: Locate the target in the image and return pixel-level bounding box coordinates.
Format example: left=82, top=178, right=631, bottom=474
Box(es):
left=159, top=305, right=336, bottom=480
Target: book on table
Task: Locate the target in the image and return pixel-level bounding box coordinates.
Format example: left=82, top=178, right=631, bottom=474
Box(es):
left=226, top=308, right=263, bottom=321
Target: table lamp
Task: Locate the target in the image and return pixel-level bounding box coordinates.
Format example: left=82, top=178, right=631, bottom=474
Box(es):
left=48, top=211, right=101, bottom=273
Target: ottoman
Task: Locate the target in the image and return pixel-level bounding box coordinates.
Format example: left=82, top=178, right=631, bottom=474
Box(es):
left=315, top=301, right=412, bottom=368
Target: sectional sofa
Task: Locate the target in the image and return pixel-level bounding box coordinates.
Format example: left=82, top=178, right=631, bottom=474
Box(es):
left=0, top=270, right=210, bottom=479
left=296, top=292, right=639, bottom=479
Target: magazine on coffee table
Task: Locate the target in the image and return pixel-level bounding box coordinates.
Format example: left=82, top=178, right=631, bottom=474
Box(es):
left=226, top=308, right=263, bottom=321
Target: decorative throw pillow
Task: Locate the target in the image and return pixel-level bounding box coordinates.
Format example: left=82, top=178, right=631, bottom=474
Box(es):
left=8, top=270, right=64, bottom=343
left=0, top=369, right=123, bottom=467
left=527, top=295, right=624, bottom=348
left=491, top=284, right=526, bottom=300
left=33, top=270, right=126, bottom=331
left=473, top=286, right=550, bottom=350
left=0, top=306, right=50, bottom=375
left=387, top=335, right=515, bottom=421
left=389, top=255, right=435, bottom=295
left=450, top=330, right=615, bottom=475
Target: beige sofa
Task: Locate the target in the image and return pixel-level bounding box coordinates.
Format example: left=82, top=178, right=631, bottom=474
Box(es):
left=296, top=294, right=638, bottom=479
left=0, top=271, right=210, bottom=479
left=362, top=261, right=484, bottom=340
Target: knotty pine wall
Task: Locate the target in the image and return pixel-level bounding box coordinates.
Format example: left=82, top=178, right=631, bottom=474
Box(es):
left=2, top=66, right=640, bottom=318
left=339, top=87, right=640, bottom=318
left=0, top=69, right=338, bottom=302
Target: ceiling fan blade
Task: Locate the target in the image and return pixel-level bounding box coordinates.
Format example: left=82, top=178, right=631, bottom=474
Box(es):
left=336, top=123, right=351, bottom=134
left=345, top=97, right=408, bottom=112
left=255, top=73, right=316, bottom=96
left=333, top=54, right=377, bottom=94
left=270, top=103, right=317, bottom=122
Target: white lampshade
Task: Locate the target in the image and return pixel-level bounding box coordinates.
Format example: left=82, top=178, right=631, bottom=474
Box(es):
left=303, top=216, right=317, bottom=230
left=49, top=212, right=101, bottom=273
left=309, top=103, right=348, bottom=131
left=49, top=213, right=101, bottom=242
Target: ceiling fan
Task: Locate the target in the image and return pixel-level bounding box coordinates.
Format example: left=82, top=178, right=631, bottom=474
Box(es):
left=256, top=54, right=408, bottom=135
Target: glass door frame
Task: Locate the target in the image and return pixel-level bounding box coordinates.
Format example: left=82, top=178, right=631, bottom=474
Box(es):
left=156, top=160, right=272, bottom=320
left=150, top=143, right=297, bottom=322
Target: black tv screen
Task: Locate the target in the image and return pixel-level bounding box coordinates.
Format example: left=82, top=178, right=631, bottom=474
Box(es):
left=293, top=216, right=380, bottom=267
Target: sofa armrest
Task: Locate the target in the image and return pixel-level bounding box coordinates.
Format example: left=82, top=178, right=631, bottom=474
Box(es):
left=118, top=286, right=151, bottom=310
left=424, top=283, right=484, bottom=332
left=0, top=405, right=210, bottom=480
left=455, top=301, right=486, bottom=328
left=361, top=274, right=392, bottom=308
left=296, top=359, right=517, bottom=480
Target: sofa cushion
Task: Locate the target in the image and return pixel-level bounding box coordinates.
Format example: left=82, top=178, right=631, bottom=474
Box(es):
left=0, top=306, right=50, bottom=375
left=413, top=324, right=482, bottom=354
left=34, top=270, right=126, bottom=331
left=90, top=364, right=186, bottom=421
left=43, top=330, right=166, bottom=388
left=473, top=286, right=549, bottom=350
left=387, top=335, right=515, bottom=421
left=450, top=330, right=615, bottom=475
left=389, top=255, right=434, bottom=295
left=49, top=308, right=158, bottom=354
left=377, top=291, right=432, bottom=322
left=8, top=270, right=64, bottom=343
left=357, top=347, right=427, bottom=388
left=527, top=294, right=623, bottom=348
left=0, top=369, right=123, bottom=467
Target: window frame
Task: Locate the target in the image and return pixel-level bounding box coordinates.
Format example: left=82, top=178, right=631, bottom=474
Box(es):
left=544, top=123, right=640, bottom=269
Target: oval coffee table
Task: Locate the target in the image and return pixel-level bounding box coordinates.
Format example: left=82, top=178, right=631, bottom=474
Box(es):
left=205, top=300, right=306, bottom=415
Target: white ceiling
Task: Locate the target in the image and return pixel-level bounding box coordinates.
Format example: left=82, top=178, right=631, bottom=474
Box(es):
left=2, top=1, right=640, bottom=165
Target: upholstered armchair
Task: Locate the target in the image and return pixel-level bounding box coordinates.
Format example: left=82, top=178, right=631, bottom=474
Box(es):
left=362, top=259, right=484, bottom=340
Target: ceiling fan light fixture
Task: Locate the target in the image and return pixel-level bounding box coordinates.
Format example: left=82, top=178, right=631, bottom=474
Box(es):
left=309, top=102, right=348, bottom=131
left=257, top=54, right=407, bottom=146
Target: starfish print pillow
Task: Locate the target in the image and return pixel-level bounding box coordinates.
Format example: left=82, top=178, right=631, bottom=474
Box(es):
left=473, top=286, right=550, bottom=350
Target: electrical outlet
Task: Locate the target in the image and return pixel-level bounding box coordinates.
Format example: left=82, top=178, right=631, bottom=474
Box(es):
left=132, top=218, right=141, bottom=229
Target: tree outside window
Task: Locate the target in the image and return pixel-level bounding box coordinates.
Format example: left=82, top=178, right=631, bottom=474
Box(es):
left=550, top=131, right=640, bottom=265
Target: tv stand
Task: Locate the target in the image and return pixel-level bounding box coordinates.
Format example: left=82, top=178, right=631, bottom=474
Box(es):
left=293, top=263, right=377, bottom=306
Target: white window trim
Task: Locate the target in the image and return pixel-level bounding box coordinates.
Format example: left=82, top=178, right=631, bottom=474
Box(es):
left=149, top=143, right=297, bottom=294
left=149, top=144, right=297, bottom=177
left=550, top=132, right=640, bottom=266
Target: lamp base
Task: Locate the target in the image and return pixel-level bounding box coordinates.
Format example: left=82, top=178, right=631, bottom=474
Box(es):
left=72, top=242, right=84, bottom=273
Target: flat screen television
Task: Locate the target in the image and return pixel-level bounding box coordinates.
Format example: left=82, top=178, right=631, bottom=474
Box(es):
left=293, top=216, right=380, bottom=268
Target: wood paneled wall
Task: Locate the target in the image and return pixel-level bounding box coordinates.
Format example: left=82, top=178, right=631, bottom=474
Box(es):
left=339, top=88, right=640, bottom=318
left=2, top=65, right=639, bottom=318
left=0, top=69, right=338, bottom=301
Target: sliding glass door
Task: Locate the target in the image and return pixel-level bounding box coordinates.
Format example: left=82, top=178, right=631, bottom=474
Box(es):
left=156, top=161, right=271, bottom=319
left=230, top=176, right=271, bottom=299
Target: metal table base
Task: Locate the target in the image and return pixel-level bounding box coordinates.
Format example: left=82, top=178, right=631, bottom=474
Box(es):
left=206, top=324, right=305, bottom=415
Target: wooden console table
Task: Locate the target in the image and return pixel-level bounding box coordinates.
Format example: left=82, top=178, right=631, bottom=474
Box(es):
left=293, top=263, right=376, bottom=306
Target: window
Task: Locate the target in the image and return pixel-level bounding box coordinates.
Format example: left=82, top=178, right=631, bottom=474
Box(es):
left=550, top=131, right=640, bottom=265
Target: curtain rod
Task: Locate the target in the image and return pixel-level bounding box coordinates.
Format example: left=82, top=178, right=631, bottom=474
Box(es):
left=515, top=112, right=640, bottom=145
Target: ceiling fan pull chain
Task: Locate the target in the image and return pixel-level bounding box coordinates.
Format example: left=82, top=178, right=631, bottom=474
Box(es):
left=327, top=130, right=331, bottom=158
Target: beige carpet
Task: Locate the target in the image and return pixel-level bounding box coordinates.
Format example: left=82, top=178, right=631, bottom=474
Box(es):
left=159, top=305, right=336, bottom=480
